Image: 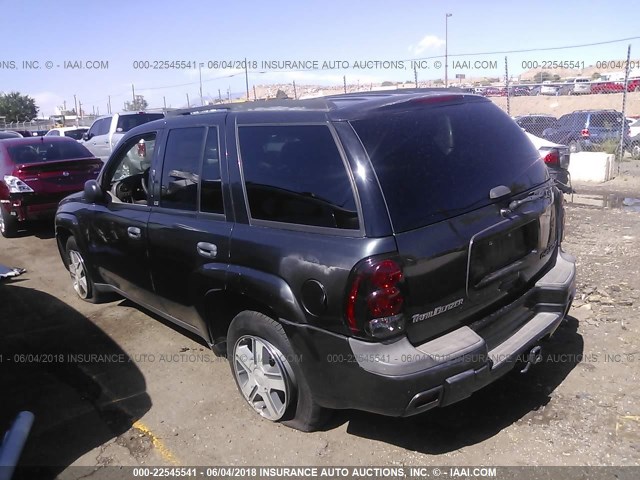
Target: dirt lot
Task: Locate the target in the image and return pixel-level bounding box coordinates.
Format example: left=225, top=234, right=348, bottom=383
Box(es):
left=1, top=168, right=639, bottom=478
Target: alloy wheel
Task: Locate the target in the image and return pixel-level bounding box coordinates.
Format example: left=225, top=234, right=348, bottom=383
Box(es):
left=233, top=335, right=290, bottom=421
left=68, top=250, right=89, bottom=299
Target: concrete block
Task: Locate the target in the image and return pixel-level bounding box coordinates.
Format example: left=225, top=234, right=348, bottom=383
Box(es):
left=568, top=152, right=617, bottom=182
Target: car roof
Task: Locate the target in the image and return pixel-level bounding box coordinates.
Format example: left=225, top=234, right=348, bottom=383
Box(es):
left=0, top=136, right=83, bottom=147
left=163, top=90, right=489, bottom=123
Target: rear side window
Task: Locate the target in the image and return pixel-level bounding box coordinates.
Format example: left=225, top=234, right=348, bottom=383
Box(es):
left=589, top=113, right=623, bottom=129
left=352, top=99, right=547, bottom=232
left=117, top=114, right=164, bottom=133
left=200, top=128, right=224, bottom=214
left=64, top=129, right=87, bottom=140
left=238, top=125, right=359, bottom=230
left=160, top=127, right=205, bottom=211
left=95, top=118, right=111, bottom=135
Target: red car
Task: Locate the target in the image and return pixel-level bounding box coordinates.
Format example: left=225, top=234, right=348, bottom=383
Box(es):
left=591, top=81, right=624, bottom=94
left=0, top=137, right=102, bottom=237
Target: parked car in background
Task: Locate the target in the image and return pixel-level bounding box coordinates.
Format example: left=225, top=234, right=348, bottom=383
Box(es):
left=526, top=133, right=572, bottom=193
left=542, top=110, right=629, bottom=153
left=82, top=111, right=164, bottom=162
left=572, top=77, right=591, bottom=95
left=591, top=81, right=624, bottom=94
left=0, top=137, right=102, bottom=237
left=515, top=114, right=557, bottom=137
left=0, top=131, right=23, bottom=139
left=529, top=86, right=542, bottom=96
left=628, top=118, right=640, bottom=138
left=483, top=87, right=501, bottom=96
left=626, top=132, right=640, bottom=159
left=540, top=81, right=559, bottom=96
left=56, top=92, right=575, bottom=431
left=45, top=126, right=89, bottom=141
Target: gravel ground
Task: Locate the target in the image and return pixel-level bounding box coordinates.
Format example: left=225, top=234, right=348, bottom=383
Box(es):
left=1, top=172, right=639, bottom=478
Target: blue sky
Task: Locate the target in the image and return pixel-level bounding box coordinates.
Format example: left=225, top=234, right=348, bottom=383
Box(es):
left=2, top=0, right=640, bottom=116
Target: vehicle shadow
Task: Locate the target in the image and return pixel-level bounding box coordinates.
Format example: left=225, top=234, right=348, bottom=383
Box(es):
left=8, top=219, right=56, bottom=240
left=330, top=316, right=583, bottom=453
left=0, top=284, right=152, bottom=479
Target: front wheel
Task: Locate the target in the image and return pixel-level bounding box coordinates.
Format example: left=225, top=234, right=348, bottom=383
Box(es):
left=227, top=311, right=330, bottom=431
left=66, top=236, right=103, bottom=303
left=0, top=208, right=18, bottom=238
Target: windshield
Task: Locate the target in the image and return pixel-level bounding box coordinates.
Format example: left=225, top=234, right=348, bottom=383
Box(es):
left=351, top=100, right=548, bottom=232
left=116, top=114, right=164, bottom=133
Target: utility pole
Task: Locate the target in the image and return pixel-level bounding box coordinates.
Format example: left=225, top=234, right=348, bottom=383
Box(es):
left=343, top=75, right=347, bottom=94
left=414, top=65, right=418, bottom=88
left=218, top=89, right=222, bottom=103
left=163, top=96, right=167, bottom=109
left=107, top=95, right=112, bottom=114
left=445, top=13, right=452, bottom=88
left=293, top=80, right=297, bottom=99
left=186, top=93, right=190, bottom=107
left=199, top=64, right=204, bottom=106
left=245, top=57, right=250, bottom=101
left=253, top=85, right=257, bottom=101
left=131, top=84, right=136, bottom=103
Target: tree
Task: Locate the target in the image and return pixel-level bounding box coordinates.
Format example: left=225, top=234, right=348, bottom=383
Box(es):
left=0, top=91, right=39, bottom=122
left=591, top=72, right=601, bottom=80
left=124, top=95, right=149, bottom=111
left=533, top=71, right=552, bottom=83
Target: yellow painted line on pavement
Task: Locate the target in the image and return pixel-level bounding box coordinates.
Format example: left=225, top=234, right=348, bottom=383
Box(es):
left=133, top=421, right=180, bottom=465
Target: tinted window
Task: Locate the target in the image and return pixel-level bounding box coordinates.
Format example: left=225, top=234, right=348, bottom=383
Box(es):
left=590, top=113, right=623, bottom=129
left=96, top=118, right=111, bottom=135
left=160, top=127, right=205, bottom=211
left=116, top=114, right=164, bottom=133
left=64, top=129, right=88, bottom=140
left=45, top=130, right=60, bottom=136
left=239, top=125, right=359, bottom=229
left=352, top=99, right=547, bottom=232
left=7, top=140, right=93, bottom=164
left=200, top=128, right=224, bottom=214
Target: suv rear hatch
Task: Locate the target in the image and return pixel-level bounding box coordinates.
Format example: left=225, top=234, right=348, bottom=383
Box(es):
left=351, top=96, right=558, bottom=345
left=585, top=111, right=626, bottom=145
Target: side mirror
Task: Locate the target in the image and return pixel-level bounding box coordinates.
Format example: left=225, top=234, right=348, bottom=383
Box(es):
left=83, top=132, right=93, bottom=141
left=84, top=180, right=104, bottom=203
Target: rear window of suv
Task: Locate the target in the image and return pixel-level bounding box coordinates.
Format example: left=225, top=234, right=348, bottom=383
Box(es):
left=116, top=113, right=164, bottom=133
left=352, top=99, right=547, bottom=232
left=589, top=113, right=623, bottom=129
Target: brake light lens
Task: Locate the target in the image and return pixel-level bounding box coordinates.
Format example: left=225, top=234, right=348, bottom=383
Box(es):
left=345, top=257, right=405, bottom=339
left=543, top=149, right=559, bottom=166
left=581, top=128, right=590, bottom=138
left=3, top=175, right=34, bottom=193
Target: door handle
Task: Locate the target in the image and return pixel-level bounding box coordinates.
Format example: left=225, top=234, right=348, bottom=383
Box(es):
left=127, top=226, right=142, bottom=239
left=197, top=242, right=217, bottom=259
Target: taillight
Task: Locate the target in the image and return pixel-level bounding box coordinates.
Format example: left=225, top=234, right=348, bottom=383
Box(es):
left=345, top=257, right=405, bottom=339
left=543, top=149, right=559, bottom=166
left=581, top=128, right=590, bottom=138
left=3, top=175, right=34, bottom=194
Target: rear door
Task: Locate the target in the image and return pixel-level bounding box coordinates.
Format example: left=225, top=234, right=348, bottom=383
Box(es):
left=588, top=111, right=624, bottom=143
left=351, top=97, right=557, bottom=345
left=146, top=119, right=232, bottom=334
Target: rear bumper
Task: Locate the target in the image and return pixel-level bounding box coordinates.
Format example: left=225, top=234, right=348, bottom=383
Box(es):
left=1, top=196, right=64, bottom=222
left=285, top=248, right=576, bottom=417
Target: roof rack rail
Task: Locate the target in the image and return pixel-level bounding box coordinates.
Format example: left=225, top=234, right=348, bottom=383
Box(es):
left=165, top=104, right=231, bottom=117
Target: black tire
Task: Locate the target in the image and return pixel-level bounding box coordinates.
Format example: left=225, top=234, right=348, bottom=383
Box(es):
left=227, top=311, right=331, bottom=432
left=65, top=236, right=102, bottom=303
left=0, top=208, right=18, bottom=238
left=568, top=140, right=581, bottom=154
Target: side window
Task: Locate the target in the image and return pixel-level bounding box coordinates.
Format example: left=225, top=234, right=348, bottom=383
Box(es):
left=105, top=132, right=156, bottom=204
left=200, top=128, right=224, bottom=214
left=160, top=127, right=205, bottom=211
left=238, top=124, right=359, bottom=230
left=46, top=130, right=60, bottom=136
left=97, top=117, right=111, bottom=135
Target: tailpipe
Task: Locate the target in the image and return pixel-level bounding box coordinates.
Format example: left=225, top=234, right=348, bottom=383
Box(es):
left=520, top=345, right=543, bottom=374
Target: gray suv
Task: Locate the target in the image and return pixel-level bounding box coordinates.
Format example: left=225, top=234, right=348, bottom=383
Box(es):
left=82, top=112, right=164, bottom=162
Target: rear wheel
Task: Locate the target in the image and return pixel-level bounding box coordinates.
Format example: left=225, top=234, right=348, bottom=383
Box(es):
left=0, top=208, right=18, bottom=238
left=227, top=311, right=330, bottom=431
